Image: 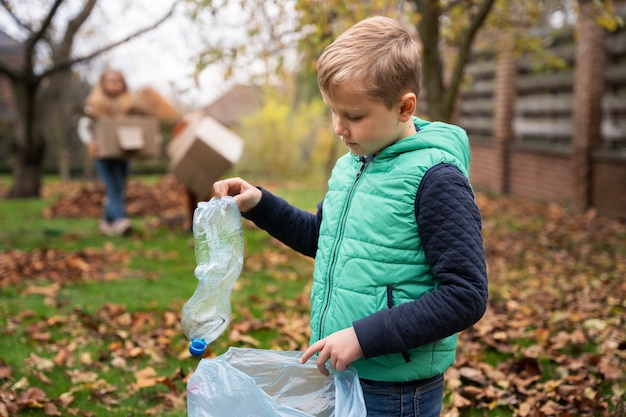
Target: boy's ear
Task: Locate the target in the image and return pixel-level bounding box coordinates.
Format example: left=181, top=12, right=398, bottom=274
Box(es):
left=398, top=93, right=416, bottom=122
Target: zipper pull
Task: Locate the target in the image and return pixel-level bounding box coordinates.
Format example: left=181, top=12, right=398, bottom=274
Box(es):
left=357, top=154, right=373, bottom=178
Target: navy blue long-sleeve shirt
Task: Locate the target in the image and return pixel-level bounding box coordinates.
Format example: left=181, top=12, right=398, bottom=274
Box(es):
left=243, top=163, right=488, bottom=359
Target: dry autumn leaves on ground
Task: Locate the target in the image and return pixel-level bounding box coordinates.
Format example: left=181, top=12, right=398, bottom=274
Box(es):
left=0, top=175, right=624, bottom=416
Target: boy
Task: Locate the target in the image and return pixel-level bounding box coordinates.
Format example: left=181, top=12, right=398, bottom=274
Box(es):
left=213, top=16, right=488, bottom=417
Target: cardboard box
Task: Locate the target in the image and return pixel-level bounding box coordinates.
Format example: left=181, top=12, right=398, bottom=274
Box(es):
left=93, top=116, right=161, bottom=159
left=167, top=115, right=244, bottom=198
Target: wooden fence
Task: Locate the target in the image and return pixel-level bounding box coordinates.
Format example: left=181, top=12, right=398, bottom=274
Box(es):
left=459, top=4, right=626, bottom=219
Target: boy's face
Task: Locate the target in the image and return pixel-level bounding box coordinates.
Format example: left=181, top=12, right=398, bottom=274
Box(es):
left=321, top=84, right=413, bottom=156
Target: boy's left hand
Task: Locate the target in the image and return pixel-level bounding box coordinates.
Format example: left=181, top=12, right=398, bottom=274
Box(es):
left=299, top=327, right=363, bottom=376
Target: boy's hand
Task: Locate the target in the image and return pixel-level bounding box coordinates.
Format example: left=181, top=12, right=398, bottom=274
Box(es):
left=213, top=177, right=262, bottom=213
left=299, top=327, right=363, bottom=376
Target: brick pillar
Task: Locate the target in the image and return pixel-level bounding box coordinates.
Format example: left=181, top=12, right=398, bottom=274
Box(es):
left=493, top=31, right=516, bottom=194
left=572, top=0, right=606, bottom=213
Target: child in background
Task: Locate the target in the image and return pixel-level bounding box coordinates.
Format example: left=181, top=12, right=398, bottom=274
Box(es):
left=213, top=16, right=488, bottom=417
left=78, top=69, right=137, bottom=236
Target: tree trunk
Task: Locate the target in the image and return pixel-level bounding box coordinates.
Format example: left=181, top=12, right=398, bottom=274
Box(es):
left=413, top=0, right=495, bottom=122
left=44, top=71, right=74, bottom=183
left=7, top=80, right=46, bottom=198
left=8, top=145, right=45, bottom=198
left=414, top=0, right=445, bottom=121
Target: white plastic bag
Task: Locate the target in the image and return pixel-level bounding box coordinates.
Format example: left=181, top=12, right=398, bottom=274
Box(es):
left=187, top=348, right=366, bottom=417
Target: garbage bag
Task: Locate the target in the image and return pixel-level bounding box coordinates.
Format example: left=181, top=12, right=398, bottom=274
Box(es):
left=187, top=348, right=366, bottom=417
left=181, top=197, right=244, bottom=354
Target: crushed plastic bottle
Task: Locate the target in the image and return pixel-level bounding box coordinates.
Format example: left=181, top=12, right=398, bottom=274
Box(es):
left=181, top=197, right=244, bottom=356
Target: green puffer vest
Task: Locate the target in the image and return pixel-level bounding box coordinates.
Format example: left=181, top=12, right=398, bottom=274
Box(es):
left=310, top=117, right=471, bottom=382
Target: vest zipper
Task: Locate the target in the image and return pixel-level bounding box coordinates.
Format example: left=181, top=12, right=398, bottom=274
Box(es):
left=317, top=160, right=369, bottom=339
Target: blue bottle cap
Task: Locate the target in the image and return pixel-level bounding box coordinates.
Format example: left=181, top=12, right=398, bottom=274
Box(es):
left=189, top=338, right=207, bottom=357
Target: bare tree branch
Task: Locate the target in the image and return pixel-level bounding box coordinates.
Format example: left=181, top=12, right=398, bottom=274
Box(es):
left=41, top=2, right=177, bottom=78
left=0, top=59, right=17, bottom=80
left=59, top=0, right=98, bottom=57
left=0, top=0, right=34, bottom=33
left=443, top=0, right=495, bottom=116
left=23, top=0, right=64, bottom=74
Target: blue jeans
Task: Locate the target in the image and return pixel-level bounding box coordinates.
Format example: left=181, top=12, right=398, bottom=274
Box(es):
left=94, top=158, right=129, bottom=223
left=360, top=374, right=444, bottom=417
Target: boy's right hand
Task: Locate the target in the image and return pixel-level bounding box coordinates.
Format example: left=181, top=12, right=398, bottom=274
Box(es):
left=213, top=178, right=262, bottom=213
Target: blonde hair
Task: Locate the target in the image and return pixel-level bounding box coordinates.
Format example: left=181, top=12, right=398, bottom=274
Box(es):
left=316, top=16, right=421, bottom=109
left=86, top=69, right=135, bottom=117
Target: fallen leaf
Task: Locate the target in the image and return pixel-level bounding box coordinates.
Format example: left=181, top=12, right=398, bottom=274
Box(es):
left=135, top=367, right=158, bottom=388
left=64, top=370, right=98, bottom=384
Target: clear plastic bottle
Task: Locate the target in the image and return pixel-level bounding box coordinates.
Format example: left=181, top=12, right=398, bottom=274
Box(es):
left=181, top=197, right=243, bottom=356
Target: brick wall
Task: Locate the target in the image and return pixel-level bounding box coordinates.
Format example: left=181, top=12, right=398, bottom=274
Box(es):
left=461, top=8, right=626, bottom=219
left=507, top=148, right=573, bottom=203
left=469, top=142, right=500, bottom=191
left=592, top=151, right=626, bottom=218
